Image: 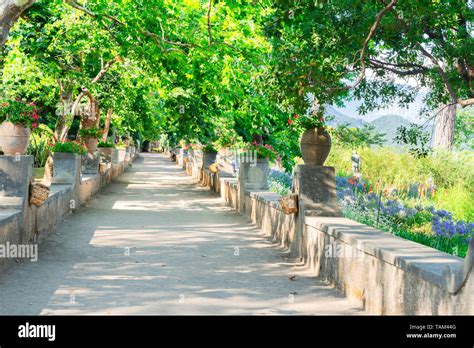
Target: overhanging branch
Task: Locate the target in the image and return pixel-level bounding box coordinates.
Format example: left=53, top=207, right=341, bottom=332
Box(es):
left=329, top=0, right=398, bottom=94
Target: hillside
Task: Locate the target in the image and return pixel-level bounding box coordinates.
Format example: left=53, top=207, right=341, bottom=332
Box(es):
left=325, top=105, right=366, bottom=128
left=370, top=115, right=412, bottom=146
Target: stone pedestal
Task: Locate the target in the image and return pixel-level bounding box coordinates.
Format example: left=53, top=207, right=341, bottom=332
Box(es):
left=112, top=149, right=120, bottom=165
left=52, top=153, right=81, bottom=187
left=117, top=148, right=126, bottom=163
left=238, top=157, right=269, bottom=212
left=0, top=155, right=33, bottom=209
left=294, top=165, right=341, bottom=215
left=82, top=151, right=100, bottom=174
left=193, top=150, right=203, bottom=180
left=178, top=148, right=188, bottom=168
left=203, top=151, right=217, bottom=168
left=125, top=147, right=131, bottom=162
left=239, top=158, right=269, bottom=190
left=98, top=147, right=113, bottom=164
left=293, top=164, right=342, bottom=258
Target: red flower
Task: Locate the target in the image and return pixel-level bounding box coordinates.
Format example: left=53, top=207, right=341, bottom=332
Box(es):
left=294, top=114, right=299, bottom=119
left=288, top=119, right=293, bottom=124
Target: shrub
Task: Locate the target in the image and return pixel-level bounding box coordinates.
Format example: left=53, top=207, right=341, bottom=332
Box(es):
left=26, top=124, right=54, bottom=168
left=78, top=127, right=103, bottom=138
left=98, top=140, right=115, bottom=148
left=50, top=141, right=87, bottom=155
left=0, top=100, right=40, bottom=129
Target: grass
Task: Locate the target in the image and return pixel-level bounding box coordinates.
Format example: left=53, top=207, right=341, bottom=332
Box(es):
left=268, top=145, right=473, bottom=257
left=326, top=146, right=474, bottom=222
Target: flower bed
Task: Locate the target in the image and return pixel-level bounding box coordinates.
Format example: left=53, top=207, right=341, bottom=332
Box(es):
left=268, top=170, right=473, bottom=257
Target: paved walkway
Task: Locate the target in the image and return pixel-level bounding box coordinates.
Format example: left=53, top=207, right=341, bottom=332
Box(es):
left=0, top=153, right=362, bottom=315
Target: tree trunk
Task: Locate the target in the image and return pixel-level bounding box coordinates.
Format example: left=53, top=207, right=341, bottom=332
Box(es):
left=101, top=108, right=113, bottom=142
left=0, top=0, right=36, bottom=46
left=79, top=87, right=100, bottom=130
left=54, top=82, right=74, bottom=142
left=432, top=101, right=456, bottom=149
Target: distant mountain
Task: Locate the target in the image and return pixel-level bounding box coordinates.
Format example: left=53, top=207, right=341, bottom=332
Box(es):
left=322, top=106, right=422, bottom=146
left=370, top=115, right=412, bottom=146
left=324, top=105, right=366, bottom=128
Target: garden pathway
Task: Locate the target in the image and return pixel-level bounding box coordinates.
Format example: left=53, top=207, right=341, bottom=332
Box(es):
left=0, top=153, right=362, bottom=315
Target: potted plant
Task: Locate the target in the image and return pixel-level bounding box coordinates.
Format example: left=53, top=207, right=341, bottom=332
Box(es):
left=50, top=141, right=87, bottom=155
left=244, top=142, right=278, bottom=162
left=0, top=100, right=40, bottom=155
left=78, top=127, right=103, bottom=153
left=49, top=141, right=87, bottom=184
left=97, top=140, right=114, bottom=168
left=288, top=112, right=331, bottom=165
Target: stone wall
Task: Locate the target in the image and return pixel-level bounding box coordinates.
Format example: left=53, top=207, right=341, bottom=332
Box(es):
left=0, top=147, right=139, bottom=267
left=185, top=154, right=473, bottom=315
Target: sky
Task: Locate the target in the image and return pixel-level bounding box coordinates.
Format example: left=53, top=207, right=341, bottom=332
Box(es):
left=332, top=95, right=426, bottom=124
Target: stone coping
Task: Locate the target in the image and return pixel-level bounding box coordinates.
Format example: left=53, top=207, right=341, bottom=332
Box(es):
left=0, top=209, right=21, bottom=224
left=305, top=216, right=464, bottom=290
left=247, top=190, right=281, bottom=209
left=81, top=173, right=100, bottom=183
left=0, top=197, right=23, bottom=210
left=236, top=185, right=467, bottom=290
left=47, top=184, right=71, bottom=201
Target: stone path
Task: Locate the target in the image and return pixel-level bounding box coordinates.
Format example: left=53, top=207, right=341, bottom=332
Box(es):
left=0, top=153, right=362, bottom=315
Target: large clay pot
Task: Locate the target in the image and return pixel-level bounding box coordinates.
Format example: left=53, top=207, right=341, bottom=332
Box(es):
left=0, top=121, right=31, bottom=155
left=300, top=127, right=331, bottom=165
left=84, top=136, right=98, bottom=153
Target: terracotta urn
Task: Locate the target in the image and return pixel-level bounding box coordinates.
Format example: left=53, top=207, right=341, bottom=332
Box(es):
left=300, top=127, right=331, bottom=165
left=0, top=121, right=31, bottom=155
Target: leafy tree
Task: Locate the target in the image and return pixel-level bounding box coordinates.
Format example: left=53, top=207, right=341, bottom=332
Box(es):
left=331, top=124, right=386, bottom=149
left=266, top=0, right=474, bottom=148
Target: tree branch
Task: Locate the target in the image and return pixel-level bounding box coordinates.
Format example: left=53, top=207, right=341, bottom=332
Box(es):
left=91, top=56, right=121, bottom=84
left=368, top=58, right=428, bottom=76
left=65, top=0, right=196, bottom=50
left=329, top=0, right=398, bottom=94
left=71, top=56, right=121, bottom=116
left=207, top=0, right=213, bottom=46
left=381, top=0, right=474, bottom=108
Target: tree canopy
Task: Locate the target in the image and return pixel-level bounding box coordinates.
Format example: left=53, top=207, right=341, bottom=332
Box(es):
left=1, top=0, right=472, bottom=164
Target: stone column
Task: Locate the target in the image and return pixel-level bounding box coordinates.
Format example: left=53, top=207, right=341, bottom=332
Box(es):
left=0, top=155, right=33, bottom=210
left=0, top=151, right=34, bottom=243
left=238, top=157, right=269, bottom=213
left=52, top=153, right=81, bottom=187
left=82, top=151, right=100, bottom=174
left=292, top=165, right=342, bottom=258
left=52, top=152, right=81, bottom=209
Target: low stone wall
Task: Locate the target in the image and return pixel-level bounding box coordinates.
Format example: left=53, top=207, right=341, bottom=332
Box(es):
left=187, top=159, right=473, bottom=315
left=0, top=148, right=139, bottom=267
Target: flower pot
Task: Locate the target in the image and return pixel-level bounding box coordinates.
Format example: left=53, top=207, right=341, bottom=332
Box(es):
left=0, top=121, right=31, bottom=155
left=300, top=127, right=331, bottom=165
left=84, top=136, right=98, bottom=153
